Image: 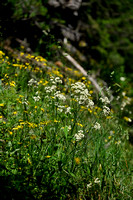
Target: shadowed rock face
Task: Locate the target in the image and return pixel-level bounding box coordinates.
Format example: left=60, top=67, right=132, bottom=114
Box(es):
left=48, top=0, right=82, bottom=10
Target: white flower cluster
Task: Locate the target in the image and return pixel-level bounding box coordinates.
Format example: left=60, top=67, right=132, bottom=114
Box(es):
left=71, top=82, right=94, bottom=106
left=120, top=77, right=126, bottom=81
left=71, top=82, right=86, bottom=91
left=87, top=178, right=100, bottom=189
left=28, top=78, right=38, bottom=87
left=94, top=178, right=100, bottom=184
left=93, top=122, right=101, bottom=130
left=50, top=76, right=62, bottom=84
left=65, top=106, right=71, bottom=114
left=45, top=85, right=57, bottom=93
left=57, top=105, right=65, bottom=112
left=74, top=130, right=84, bottom=141
left=87, top=182, right=92, bottom=189
left=100, top=97, right=110, bottom=104
left=22, top=99, right=29, bottom=105
left=121, top=96, right=131, bottom=111
left=54, top=91, right=66, bottom=101
left=33, top=96, right=41, bottom=102
left=87, top=99, right=94, bottom=108
left=67, top=125, right=71, bottom=130
left=56, top=104, right=71, bottom=114
left=103, top=106, right=110, bottom=116
left=45, top=76, right=62, bottom=94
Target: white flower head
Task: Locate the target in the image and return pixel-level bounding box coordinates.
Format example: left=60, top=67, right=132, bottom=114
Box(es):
left=55, top=77, right=62, bottom=84
left=100, top=97, right=110, bottom=104
left=65, top=107, right=71, bottom=114
left=87, top=99, right=94, bottom=108
left=68, top=125, right=71, bottom=130
left=22, top=99, right=29, bottom=105
left=94, top=178, right=100, bottom=184
left=33, top=96, right=41, bottom=102
left=71, top=82, right=86, bottom=91
left=74, top=130, right=84, bottom=141
left=71, top=82, right=92, bottom=105
left=120, top=77, right=126, bottom=81
left=57, top=105, right=65, bottom=113
left=54, top=91, right=66, bottom=101
left=93, top=122, right=101, bottom=130
left=28, top=78, right=38, bottom=86
left=103, top=106, right=110, bottom=116
left=50, top=76, right=62, bottom=84
left=45, top=85, right=56, bottom=93
left=87, top=182, right=92, bottom=189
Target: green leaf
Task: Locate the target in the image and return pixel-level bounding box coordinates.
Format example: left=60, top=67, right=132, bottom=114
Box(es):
left=64, top=126, right=68, bottom=139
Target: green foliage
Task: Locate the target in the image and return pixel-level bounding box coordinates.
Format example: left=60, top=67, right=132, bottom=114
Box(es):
left=0, top=50, right=133, bottom=199
left=1, top=0, right=133, bottom=90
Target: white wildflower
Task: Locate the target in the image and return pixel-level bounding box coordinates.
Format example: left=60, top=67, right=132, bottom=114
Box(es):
left=122, top=92, right=126, bottom=96
left=50, top=76, right=62, bottom=84
left=45, top=85, right=56, bottom=93
left=100, top=97, right=110, bottom=104
left=55, top=77, right=62, bottom=84
left=65, top=107, right=71, bottom=114
left=120, top=77, right=126, bottom=81
left=103, top=106, right=110, bottom=116
left=28, top=78, right=38, bottom=86
left=87, top=182, right=92, bottom=189
left=71, top=82, right=91, bottom=105
left=121, top=96, right=131, bottom=110
left=71, top=82, right=86, bottom=91
left=68, top=125, right=71, bottom=130
left=74, top=89, right=81, bottom=94
left=33, top=96, right=41, bottom=102
left=74, top=130, right=84, bottom=141
left=50, top=76, right=55, bottom=84
left=54, top=91, right=66, bottom=101
left=110, top=130, right=114, bottom=135
left=115, top=140, right=121, bottom=145
left=22, top=99, right=29, bottom=105
left=116, top=96, right=120, bottom=100
left=117, top=140, right=121, bottom=145
left=78, top=95, right=87, bottom=104
left=94, top=178, right=100, bottom=184
left=57, top=105, right=65, bottom=113
left=93, top=122, right=101, bottom=130
left=87, top=99, right=94, bottom=108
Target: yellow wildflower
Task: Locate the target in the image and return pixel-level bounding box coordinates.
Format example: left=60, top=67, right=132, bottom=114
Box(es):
left=123, top=116, right=132, bottom=122
left=74, top=157, right=80, bottom=164
left=27, top=158, right=32, bottom=165
left=9, top=81, right=16, bottom=87
left=82, top=77, right=86, bottom=80
left=13, top=111, right=17, bottom=115
left=30, top=135, right=36, bottom=139
left=89, top=90, right=93, bottom=94
left=41, top=108, right=44, bottom=112
left=46, top=155, right=51, bottom=158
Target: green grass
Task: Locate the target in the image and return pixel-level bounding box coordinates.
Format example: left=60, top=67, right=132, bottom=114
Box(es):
left=0, top=50, right=133, bottom=200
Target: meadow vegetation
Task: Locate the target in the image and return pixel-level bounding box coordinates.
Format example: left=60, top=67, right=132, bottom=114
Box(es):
left=0, top=49, right=133, bottom=199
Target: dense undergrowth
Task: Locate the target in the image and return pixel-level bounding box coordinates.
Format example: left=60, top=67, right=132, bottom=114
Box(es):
left=0, top=49, right=133, bottom=199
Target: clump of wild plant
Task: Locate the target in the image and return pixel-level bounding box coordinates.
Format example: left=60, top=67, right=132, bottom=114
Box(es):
left=0, top=50, right=132, bottom=200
